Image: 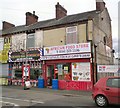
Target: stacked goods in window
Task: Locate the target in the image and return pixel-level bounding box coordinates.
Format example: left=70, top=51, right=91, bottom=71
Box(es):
left=16, top=63, right=19, bottom=69
left=29, top=61, right=31, bottom=68
left=31, top=62, right=33, bottom=68
left=35, top=61, right=37, bottom=68
left=13, top=63, right=16, bottom=69
left=37, top=62, right=39, bottom=68
left=19, top=62, right=22, bottom=68
left=34, top=61, right=35, bottom=68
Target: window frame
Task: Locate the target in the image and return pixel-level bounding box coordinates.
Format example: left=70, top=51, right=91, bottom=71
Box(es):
left=106, top=78, right=120, bottom=88
left=66, top=26, right=77, bottom=44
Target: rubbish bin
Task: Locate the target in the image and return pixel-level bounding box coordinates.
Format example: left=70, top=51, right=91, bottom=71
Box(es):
left=38, top=78, right=44, bottom=88
left=52, top=79, right=58, bottom=89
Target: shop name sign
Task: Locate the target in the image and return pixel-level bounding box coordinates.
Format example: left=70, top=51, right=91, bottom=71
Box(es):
left=42, top=53, right=91, bottom=60
left=9, top=49, right=41, bottom=62
left=97, top=65, right=119, bottom=73
left=44, top=43, right=91, bottom=55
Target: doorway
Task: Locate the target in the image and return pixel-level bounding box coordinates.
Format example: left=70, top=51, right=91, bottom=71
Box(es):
left=46, top=65, right=54, bottom=86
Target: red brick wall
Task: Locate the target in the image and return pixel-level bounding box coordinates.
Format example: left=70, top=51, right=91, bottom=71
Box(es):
left=2, top=21, right=15, bottom=30
left=56, top=2, right=67, bottom=20
left=26, top=12, right=38, bottom=26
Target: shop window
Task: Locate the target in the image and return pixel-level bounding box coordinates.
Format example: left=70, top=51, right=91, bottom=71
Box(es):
left=66, top=26, right=77, bottom=44
left=14, top=69, right=22, bottom=79
left=30, top=68, right=43, bottom=80
left=4, top=38, right=7, bottom=44
left=72, top=62, right=91, bottom=81
left=56, top=63, right=71, bottom=80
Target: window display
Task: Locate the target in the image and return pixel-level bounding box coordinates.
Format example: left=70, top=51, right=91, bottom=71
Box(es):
left=72, top=62, right=91, bottom=81
left=56, top=63, right=71, bottom=80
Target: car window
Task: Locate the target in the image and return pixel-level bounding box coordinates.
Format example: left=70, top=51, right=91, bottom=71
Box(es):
left=107, top=78, right=120, bottom=88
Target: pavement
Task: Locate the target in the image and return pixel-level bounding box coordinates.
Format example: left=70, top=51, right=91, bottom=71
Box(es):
left=2, top=85, right=92, bottom=97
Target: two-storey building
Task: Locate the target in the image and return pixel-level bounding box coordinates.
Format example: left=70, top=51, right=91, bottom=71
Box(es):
left=2, top=0, right=114, bottom=90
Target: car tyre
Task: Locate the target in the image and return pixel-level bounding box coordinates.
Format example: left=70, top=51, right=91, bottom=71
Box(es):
left=95, top=95, right=108, bottom=107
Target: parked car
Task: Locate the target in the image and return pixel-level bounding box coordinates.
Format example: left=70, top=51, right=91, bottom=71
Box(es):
left=92, top=76, right=120, bottom=107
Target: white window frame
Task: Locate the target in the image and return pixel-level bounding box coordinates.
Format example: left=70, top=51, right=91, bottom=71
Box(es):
left=66, top=26, right=77, bottom=44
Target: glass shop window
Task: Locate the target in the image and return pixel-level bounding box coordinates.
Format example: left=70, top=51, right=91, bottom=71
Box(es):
left=30, top=69, right=42, bottom=80
left=14, top=69, right=22, bottom=79
left=56, top=63, right=71, bottom=80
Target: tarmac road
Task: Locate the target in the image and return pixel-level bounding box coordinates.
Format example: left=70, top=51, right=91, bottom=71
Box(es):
left=1, top=86, right=95, bottom=107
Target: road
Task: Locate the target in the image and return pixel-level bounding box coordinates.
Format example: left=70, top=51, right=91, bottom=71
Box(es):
left=1, top=86, right=95, bottom=107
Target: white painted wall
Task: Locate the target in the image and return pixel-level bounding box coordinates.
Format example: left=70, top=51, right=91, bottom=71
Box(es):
left=12, top=33, right=26, bottom=51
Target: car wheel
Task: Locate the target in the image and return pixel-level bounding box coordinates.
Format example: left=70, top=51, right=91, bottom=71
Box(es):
left=95, top=95, right=108, bottom=107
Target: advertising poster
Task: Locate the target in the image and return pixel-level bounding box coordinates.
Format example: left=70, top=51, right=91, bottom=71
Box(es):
left=22, top=65, right=30, bottom=77
left=97, top=65, right=118, bottom=73
left=22, top=65, right=30, bottom=86
left=72, top=62, right=91, bottom=81
left=58, top=64, right=63, bottom=75
left=64, top=66, right=68, bottom=74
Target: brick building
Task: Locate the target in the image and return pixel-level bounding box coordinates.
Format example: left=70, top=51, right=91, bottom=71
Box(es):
left=1, top=0, right=114, bottom=90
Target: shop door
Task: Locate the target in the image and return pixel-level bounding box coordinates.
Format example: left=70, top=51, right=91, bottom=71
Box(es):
left=46, top=65, right=54, bottom=86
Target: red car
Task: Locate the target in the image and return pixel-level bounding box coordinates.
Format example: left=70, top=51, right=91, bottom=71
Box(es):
left=92, top=76, right=120, bottom=107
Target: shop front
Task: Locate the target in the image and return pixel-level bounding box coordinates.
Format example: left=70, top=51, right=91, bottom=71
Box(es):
left=8, top=48, right=43, bottom=87
left=42, top=43, right=93, bottom=91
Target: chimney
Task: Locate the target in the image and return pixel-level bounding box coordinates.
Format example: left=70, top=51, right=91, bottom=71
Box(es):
left=26, top=11, right=38, bottom=26
left=2, top=21, right=15, bottom=30
left=96, top=0, right=106, bottom=11
left=56, top=2, right=67, bottom=20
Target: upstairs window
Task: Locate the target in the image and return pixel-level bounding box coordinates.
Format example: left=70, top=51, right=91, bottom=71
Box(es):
left=26, top=33, right=35, bottom=49
left=103, top=36, right=107, bottom=45
left=66, top=26, right=77, bottom=44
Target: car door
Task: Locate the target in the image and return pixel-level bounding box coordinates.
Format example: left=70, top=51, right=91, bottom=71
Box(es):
left=105, top=78, right=120, bottom=104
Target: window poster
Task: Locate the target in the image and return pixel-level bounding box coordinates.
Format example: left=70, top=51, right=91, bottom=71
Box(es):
left=64, top=66, right=68, bottom=74
left=72, top=62, right=91, bottom=81
left=58, top=64, right=63, bottom=75
left=23, top=65, right=30, bottom=76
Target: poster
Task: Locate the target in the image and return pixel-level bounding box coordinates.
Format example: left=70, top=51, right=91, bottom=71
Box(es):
left=64, top=66, right=68, bottom=74
left=72, top=62, right=91, bottom=81
left=58, top=64, right=63, bottom=75
left=22, top=65, right=30, bottom=77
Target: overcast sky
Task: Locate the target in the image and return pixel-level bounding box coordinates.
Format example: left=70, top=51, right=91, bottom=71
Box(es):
left=0, top=0, right=119, bottom=57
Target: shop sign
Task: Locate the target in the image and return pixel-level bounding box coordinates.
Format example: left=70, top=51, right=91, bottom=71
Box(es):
left=97, top=65, right=119, bottom=73
left=42, top=53, right=91, bottom=60
left=44, top=43, right=91, bottom=55
left=9, top=49, right=42, bottom=62
left=72, top=62, right=91, bottom=81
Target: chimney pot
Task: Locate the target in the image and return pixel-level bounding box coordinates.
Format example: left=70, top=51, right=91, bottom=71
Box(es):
left=33, top=11, right=35, bottom=15
left=96, top=0, right=106, bottom=11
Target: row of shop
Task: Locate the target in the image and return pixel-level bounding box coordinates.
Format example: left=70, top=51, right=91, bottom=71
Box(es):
left=8, top=43, right=95, bottom=91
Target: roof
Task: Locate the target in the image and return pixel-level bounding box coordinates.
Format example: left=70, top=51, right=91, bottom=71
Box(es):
left=2, top=10, right=100, bottom=35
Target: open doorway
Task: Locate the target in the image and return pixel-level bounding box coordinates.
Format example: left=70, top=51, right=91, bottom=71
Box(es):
left=46, top=65, right=54, bottom=87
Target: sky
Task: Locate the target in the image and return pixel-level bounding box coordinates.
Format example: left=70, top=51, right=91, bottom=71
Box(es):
left=0, top=0, right=119, bottom=57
